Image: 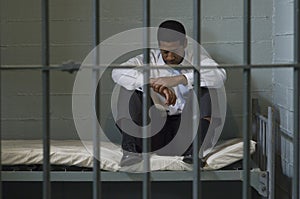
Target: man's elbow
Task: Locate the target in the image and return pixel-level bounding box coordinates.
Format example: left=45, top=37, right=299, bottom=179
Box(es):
left=212, top=70, right=227, bottom=88
left=111, top=72, right=137, bottom=91
left=111, top=69, right=120, bottom=84
left=221, top=70, right=227, bottom=82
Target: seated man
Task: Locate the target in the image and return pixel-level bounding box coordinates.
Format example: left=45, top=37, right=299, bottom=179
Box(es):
left=112, top=20, right=226, bottom=167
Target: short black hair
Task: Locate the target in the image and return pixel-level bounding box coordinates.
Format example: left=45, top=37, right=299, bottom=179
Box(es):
left=157, top=20, right=186, bottom=44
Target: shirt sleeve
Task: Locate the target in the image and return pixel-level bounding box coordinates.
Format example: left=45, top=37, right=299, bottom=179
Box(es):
left=111, top=55, right=145, bottom=90
left=182, top=57, right=226, bottom=88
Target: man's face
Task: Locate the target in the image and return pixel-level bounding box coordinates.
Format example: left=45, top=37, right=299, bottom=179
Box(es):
left=159, top=39, right=187, bottom=65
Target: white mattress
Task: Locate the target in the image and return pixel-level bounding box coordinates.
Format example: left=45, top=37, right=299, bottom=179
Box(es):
left=1, top=139, right=256, bottom=172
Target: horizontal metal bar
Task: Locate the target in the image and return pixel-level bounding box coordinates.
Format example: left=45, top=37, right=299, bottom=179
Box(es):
left=1, top=63, right=300, bottom=71
left=254, top=114, right=268, bottom=123
left=1, top=170, right=265, bottom=182
left=0, top=65, right=196, bottom=71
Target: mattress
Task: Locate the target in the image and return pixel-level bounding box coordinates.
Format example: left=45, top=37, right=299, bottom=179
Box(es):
left=1, top=139, right=256, bottom=172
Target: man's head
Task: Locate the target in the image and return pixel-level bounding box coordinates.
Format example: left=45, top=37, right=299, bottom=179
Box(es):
left=157, top=20, right=187, bottom=65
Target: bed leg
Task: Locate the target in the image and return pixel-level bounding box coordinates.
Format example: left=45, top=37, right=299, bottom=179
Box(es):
left=267, top=107, right=275, bottom=199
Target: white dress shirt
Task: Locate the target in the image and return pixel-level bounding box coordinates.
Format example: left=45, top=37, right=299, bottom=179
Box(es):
left=112, top=46, right=226, bottom=115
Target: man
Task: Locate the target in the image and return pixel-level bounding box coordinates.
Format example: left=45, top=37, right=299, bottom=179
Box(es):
left=112, top=20, right=226, bottom=167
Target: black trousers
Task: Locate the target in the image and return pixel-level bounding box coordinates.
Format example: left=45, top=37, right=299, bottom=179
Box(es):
left=116, top=87, right=211, bottom=156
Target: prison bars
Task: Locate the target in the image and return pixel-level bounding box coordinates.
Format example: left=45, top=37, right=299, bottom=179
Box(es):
left=193, top=0, right=203, bottom=199
left=293, top=0, right=300, bottom=198
left=2, top=63, right=300, bottom=71
left=0, top=1, right=299, bottom=199
left=41, top=0, right=51, bottom=198
left=267, top=107, right=275, bottom=199
left=142, top=0, right=151, bottom=199
left=0, top=11, right=2, bottom=199
left=92, top=0, right=101, bottom=199
left=243, top=0, right=252, bottom=198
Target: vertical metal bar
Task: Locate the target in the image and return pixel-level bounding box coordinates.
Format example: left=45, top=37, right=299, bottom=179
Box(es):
left=267, top=107, right=275, bottom=199
left=92, top=0, right=101, bottom=198
left=0, top=17, right=2, bottom=199
left=41, top=0, right=50, bottom=198
left=293, top=0, right=300, bottom=198
left=259, top=119, right=263, bottom=168
left=92, top=70, right=101, bottom=199
left=193, top=0, right=202, bottom=199
left=256, top=117, right=259, bottom=167
left=142, top=0, right=151, bottom=199
left=262, top=120, right=265, bottom=169
left=260, top=120, right=263, bottom=169
left=243, top=0, right=251, bottom=198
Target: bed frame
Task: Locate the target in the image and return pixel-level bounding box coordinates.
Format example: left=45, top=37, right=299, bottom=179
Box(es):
left=1, top=99, right=275, bottom=199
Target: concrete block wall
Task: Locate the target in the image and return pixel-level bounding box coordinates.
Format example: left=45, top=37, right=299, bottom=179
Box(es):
left=214, top=0, right=274, bottom=137
left=1, top=0, right=274, bottom=142
left=272, top=0, right=295, bottom=198
left=1, top=0, right=94, bottom=139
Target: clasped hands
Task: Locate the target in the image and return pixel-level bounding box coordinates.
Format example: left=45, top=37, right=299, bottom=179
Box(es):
left=149, top=75, right=187, bottom=106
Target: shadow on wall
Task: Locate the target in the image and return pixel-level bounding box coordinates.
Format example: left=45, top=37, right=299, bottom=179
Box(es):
left=273, top=108, right=293, bottom=199
left=221, top=105, right=240, bottom=140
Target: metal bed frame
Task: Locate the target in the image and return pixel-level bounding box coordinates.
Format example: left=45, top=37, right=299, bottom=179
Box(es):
left=0, top=0, right=299, bottom=198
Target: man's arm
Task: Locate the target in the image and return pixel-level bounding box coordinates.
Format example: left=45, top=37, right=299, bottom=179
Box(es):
left=111, top=55, right=144, bottom=90
left=112, top=54, right=177, bottom=105
left=181, top=58, right=226, bottom=89
left=153, top=86, right=177, bottom=106
left=149, top=59, right=226, bottom=91
left=150, top=75, right=187, bottom=93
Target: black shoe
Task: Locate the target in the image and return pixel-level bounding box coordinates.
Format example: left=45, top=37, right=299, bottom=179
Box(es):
left=183, top=154, right=193, bottom=164
left=183, top=144, right=194, bottom=164
left=120, top=151, right=143, bottom=167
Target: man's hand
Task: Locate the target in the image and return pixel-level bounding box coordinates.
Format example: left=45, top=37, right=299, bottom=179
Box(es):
left=150, top=75, right=187, bottom=93
left=151, top=86, right=177, bottom=106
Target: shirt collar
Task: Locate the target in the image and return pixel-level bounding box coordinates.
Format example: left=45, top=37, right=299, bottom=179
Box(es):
left=157, top=49, right=190, bottom=66
left=157, top=51, right=165, bottom=65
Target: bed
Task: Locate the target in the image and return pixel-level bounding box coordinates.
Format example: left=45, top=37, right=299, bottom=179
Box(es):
left=1, top=138, right=256, bottom=172
left=1, top=99, right=274, bottom=199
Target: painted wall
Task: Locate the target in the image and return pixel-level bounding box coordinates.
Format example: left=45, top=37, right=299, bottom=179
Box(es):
left=1, top=0, right=274, bottom=141
left=272, top=0, right=295, bottom=198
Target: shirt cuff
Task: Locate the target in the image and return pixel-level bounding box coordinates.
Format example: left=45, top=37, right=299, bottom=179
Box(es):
left=130, top=74, right=144, bottom=90
left=182, top=72, right=194, bottom=89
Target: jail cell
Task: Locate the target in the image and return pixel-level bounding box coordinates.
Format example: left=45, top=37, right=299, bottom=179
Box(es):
left=0, top=0, right=299, bottom=199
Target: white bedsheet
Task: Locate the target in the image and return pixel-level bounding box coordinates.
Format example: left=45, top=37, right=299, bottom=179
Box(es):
left=1, top=139, right=255, bottom=171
